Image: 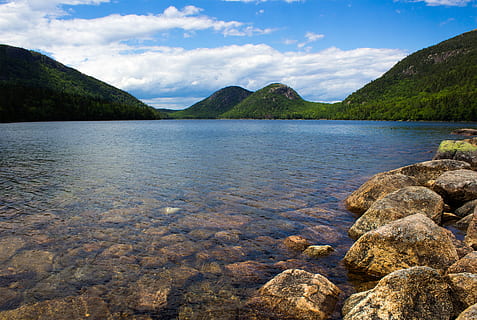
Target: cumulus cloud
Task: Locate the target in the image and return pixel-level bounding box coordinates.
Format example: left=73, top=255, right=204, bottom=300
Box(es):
left=0, top=0, right=407, bottom=109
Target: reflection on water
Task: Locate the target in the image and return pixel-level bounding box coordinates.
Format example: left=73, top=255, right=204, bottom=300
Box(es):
left=0, top=120, right=463, bottom=318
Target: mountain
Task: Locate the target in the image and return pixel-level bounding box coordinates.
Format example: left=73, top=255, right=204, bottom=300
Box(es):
left=171, top=86, right=252, bottom=119
left=220, top=83, right=332, bottom=119
left=0, top=44, right=162, bottom=122
left=336, top=29, right=477, bottom=121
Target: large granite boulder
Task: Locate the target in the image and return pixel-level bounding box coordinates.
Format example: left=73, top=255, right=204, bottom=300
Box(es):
left=348, top=186, right=444, bottom=239
left=0, top=295, right=113, bottom=320
left=391, top=159, right=471, bottom=186
left=434, top=139, right=477, bottom=168
left=456, top=303, right=477, bottom=320
left=448, top=252, right=477, bottom=274
left=345, top=172, right=419, bottom=215
left=447, top=273, right=477, bottom=314
left=344, top=214, right=459, bottom=278
left=465, top=208, right=477, bottom=249
left=342, top=266, right=454, bottom=320
left=433, top=169, right=477, bottom=206
left=249, top=269, right=341, bottom=320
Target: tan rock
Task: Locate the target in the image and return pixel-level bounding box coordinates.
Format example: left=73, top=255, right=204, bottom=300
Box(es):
left=343, top=266, right=454, bottom=320
left=448, top=252, right=477, bottom=274
left=345, top=172, right=419, bottom=214
left=0, top=295, right=113, bottom=320
left=433, top=169, right=477, bottom=205
left=303, top=245, right=334, bottom=258
left=466, top=208, right=477, bottom=249
left=251, top=269, right=341, bottom=320
left=456, top=303, right=477, bottom=320
left=283, top=235, right=311, bottom=251
left=447, top=273, right=477, bottom=313
left=348, top=186, right=444, bottom=239
left=344, top=214, right=459, bottom=278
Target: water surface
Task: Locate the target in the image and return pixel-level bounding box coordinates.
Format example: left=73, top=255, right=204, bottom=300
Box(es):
left=0, top=120, right=465, bottom=318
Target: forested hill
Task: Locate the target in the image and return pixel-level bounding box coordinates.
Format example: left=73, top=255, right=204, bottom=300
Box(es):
left=0, top=45, right=162, bottom=122
left=336, top=29, right=477, bottom=121
left=171, top=86, right=253, bottom=119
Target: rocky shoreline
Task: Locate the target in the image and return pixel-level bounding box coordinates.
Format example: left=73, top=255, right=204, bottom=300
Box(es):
left=245, top=133, right=477, bottom=319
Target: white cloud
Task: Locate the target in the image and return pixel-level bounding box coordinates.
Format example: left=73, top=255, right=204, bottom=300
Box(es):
left=298, top=31, right=325, bottom=48
left=406, top=0, right=472, bottom=6
left=0, top=0, right=407, bottom=110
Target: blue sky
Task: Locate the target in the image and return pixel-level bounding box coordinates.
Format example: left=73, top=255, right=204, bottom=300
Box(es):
left=1, top=0, right=476, bottom=109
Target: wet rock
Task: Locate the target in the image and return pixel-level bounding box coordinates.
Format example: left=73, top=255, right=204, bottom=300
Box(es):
left=303, top=245, right=334, bottom=258
left=391, top=159, right=471, bottom=186
left=348, top=186, right=444, bottom=239
left=301, top=225, right=342, bottom=244
left=130, top=276, right=171, bottom=312
left=0, top=237, right=26, bottom=263
left=342, top=266, right=454, bottom=320
left=456, top=303, right=477, bottom=320
left=0, top=294, right=113, bottom=320
left=9, top=250, right=55, bottom=274
left=466, top=209, right=477, bottom=249
left=433, top=169, right=477, bottom=205
left=100, top=243, right=133, bottom=257
left=452, top=129, right=477, bottom=136
left=344, top=214, right=459, bottom=278
left=196, top=245, right=246, bottom=263
left=456, top=200, right=477, bottom=218
left=345, top=172, right=419, bottom=214
left=283, top=235, right=310, bottom=251
left=434, top=139, right=477, bottom=168
left=448, top=252, right=477, bottom=274
left=225, top=260, right=274, bottom=282
left=250, top=269, right=341, bottom=320
left=214, top=230, right=241, bottom=242
left=447, top=273, right=477, bottom=313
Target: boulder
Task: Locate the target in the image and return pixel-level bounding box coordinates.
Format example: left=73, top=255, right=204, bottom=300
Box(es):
left=456, top=214, right=474, bottom=230
left=344, top=214, right=459, bottom=278
left=447, top=273, right=477, bottom=313
left=465, top=208, right=477, bottom=249
left=456, top=303, right=477, bottom=320
left=391, top=159, right=471, bottom=186
left=303, top=245, right=334, bottom=258
left=433, top=169, right=477, bottom=206
left=342, top=266, right=454, bottom=320
left=348, top=186, right=444, bottom=239
left=0, top=295, right=113, bottom=320
left=251, top=269, right=341, bottom=320
left=447, top=252, right=477, bottom=274
left=345, top=172, right=420, bottom=214
left=456, top=200, right=477, bottom=218
left=433, top=139, right=477, bottom=168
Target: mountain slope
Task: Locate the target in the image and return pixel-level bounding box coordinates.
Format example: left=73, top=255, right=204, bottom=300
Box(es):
left=220, top=83, right=332, bottom=119
left=337, top=29, right=477, bottom=120
left=0, top=44, right=162, bottom=122
left=171, top=86, right=252, bottom=119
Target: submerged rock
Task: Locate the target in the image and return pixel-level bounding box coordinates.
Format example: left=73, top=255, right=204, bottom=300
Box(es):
left=250, top=269, right=341, bottom=320
left=345, top=172, right=419, bottom=214
left=0, top=295, right=113, bottom=320
left=452, top=129, right=477, bottom=136
left=342, top=266, right=454, bottom=320
left=283, top=235, right=311, bottom=251
left=433, top=169, right=477, bottom=205
left=8, top=250, right=54, bottom=274
left=344, top=214, right=459, bottom=278
left=348, top=186, right=444, bottom=239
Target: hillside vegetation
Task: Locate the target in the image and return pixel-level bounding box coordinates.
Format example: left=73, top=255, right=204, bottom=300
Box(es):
left=337, top=29, right=477, bottom=120
left=0, top=45, right=162, bottom=122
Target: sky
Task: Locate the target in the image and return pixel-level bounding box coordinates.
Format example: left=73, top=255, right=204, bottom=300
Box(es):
left=0, top=0, right=476, bottom=109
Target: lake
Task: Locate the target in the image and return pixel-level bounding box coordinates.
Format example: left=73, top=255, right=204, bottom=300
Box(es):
left=0, top=120, right=467, bottom=318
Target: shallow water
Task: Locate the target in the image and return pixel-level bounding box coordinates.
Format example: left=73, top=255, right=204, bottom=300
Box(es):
left=0, top=120, right=467, bottom=318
